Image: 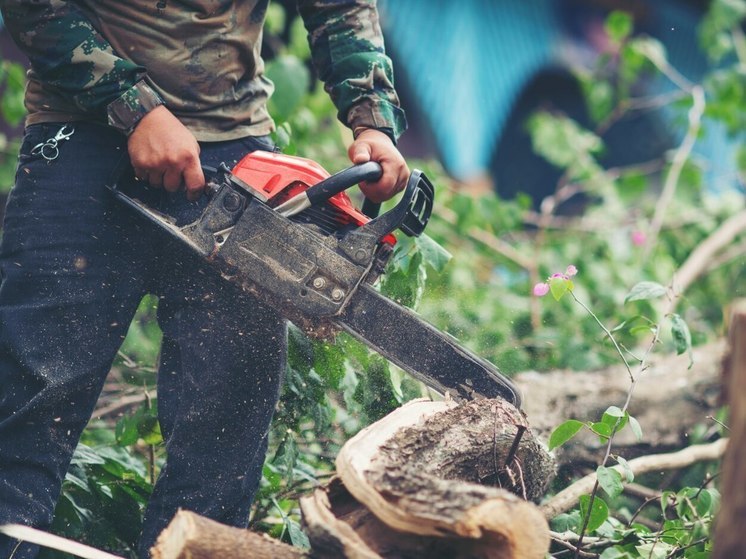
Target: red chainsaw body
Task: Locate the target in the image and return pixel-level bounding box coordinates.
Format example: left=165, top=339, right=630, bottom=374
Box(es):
left=230, top=151, right=397, bottom=243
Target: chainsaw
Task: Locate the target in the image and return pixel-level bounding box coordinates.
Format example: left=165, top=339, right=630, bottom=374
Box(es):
left=108, top=151, right=521, bottom=406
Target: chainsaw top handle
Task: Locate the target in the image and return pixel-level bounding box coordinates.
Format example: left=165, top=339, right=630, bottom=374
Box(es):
left=318, top=162, right=433, bottom=238
left=305, top=161, right=382, bottom=206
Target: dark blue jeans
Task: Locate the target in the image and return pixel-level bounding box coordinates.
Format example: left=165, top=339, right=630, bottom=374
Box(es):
left=0, top=122, right=286, bottom=558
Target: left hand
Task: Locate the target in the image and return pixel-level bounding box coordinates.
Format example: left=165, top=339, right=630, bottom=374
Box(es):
left=348, top=129, right=410, bottom=203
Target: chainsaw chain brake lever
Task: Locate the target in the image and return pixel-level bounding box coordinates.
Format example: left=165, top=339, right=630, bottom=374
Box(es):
left=337, top=169, right=434, bottom=264
left=357, top=169, right=434, bottom=239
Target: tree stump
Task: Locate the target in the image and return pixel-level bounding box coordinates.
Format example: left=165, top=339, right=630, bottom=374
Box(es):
left=301, top=398, right=555, bottom=558
left=713, top=301, right=746, bottom=559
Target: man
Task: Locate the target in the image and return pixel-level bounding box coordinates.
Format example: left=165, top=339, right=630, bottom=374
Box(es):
left=0, top=1, right=408, bottom=557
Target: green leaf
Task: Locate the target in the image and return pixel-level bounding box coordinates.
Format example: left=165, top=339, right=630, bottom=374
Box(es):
left=670, top=313, right=694, bottom=368
left=579, top=494, right=609, bottom=533
left=615, top=455, right=635, bottom=483
left=263, top=2, right=286, bottom=35
left=416, top=234, right=452, bottom=273
left=312, top=340, right=346, bottom=390
left=605, top=11, right=633, bottom=44
left=597, top=466, right=624, bottom=499
left=549, top=277, right=573, bottom=301
left=287, top=519, right=310, bottom=549
left=527, top=112, right=605, bottom=182
left=548, top=419, right=585, bottom=450
left=272, top=122, right=292, bottom=150
left=630, top=324, right=657, bottom=336
left=624, top=281, right=667, bottom=303
left=0, top=62, right=27, bottom=126
left=636, top=542, right=673, bottom=559
left=628, top=415, right=643, bottom=441
left=266, top=55, right=311, bottom=121
left=590, top=421, right=613, bottom=441
left=603, top=405, right=624, bottom=418
left=601, top=407, right=628, bottom=432
left=600, top=547, right=632, bottom=559
left=695, top=489, right=714, bottom=516
left=738, top=144, right=746, bottom=176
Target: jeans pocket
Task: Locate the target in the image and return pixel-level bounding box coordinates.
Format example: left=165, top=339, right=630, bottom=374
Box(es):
left=17, top=124, right=52, bottom=163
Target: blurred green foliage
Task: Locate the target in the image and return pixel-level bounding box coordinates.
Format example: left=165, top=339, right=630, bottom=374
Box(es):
left=0, top=56, right=25, bottom=193
left=0, top=1, right=740, bottom=557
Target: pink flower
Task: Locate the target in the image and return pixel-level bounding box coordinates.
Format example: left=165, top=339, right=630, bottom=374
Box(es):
left=533, top=282, right=550, bottom=297
left=631, top=230, right=646, bottom=246
left=565, top=265, right=578, bottom=277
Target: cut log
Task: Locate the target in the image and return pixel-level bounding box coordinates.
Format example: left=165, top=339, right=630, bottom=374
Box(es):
left=303, top=398, right=554, bottom=559
left=713, top=301, right=746, bottom=559
left=514, top=340, right=725, bottom=465
left=150, top=510, right=306, bottom=559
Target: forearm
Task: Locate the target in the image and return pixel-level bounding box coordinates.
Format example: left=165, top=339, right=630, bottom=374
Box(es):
left=297, top=0, right=406, bottom=141
left=0, top=0, right=159, bottom=129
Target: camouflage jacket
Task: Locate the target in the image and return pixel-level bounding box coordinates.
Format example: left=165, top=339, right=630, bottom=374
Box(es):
left=0, top=0, right=406, bottom=141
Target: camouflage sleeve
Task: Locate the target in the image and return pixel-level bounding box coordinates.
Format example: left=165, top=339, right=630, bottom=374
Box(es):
left=0, top=0, right=161, bottom=132
left=296, top=0, right=407, bottom=142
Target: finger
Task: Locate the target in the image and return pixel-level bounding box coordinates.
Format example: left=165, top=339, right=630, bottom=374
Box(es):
left=147, top=169, right=165, bottom=188
left=183, top=164, right=206, bottom=201
left=397, top=166, right=410, bottom=192
left=361, top=173, right=395, bottom=203
left=349, top=140, right=372, bottom=165
left=162, top=167, right=182, bottom=193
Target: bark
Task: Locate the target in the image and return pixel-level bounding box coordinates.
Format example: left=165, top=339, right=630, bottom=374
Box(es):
left=513, top=340, right=725, bottom=466
left=712, top=301, right=746, bottom=559
left=150, top=510, right=306, bottom=559
left=302, top=398, right=554, bottom=559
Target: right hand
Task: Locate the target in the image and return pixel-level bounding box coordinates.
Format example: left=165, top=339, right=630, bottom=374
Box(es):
left=128, top=105, right=205, bottom=200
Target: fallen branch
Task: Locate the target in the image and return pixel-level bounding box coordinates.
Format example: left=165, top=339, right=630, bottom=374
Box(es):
left=541, top=438, right=727, bottom=520
left=514, top=340, right=725, bottom=465
left=151, top=510, right=305, bottom=559
left=0, top=524, right=122, bottom=559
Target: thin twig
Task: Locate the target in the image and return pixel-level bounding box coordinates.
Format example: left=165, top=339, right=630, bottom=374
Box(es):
left=664, top=208, right=746, bottom=315
left=643, top=86, right=706, bottom=260
left=571, top=292, right=633, bottom=380
left=541, top=438, right=728, bottom=520
left=93, top=391, right=156, bottom=419
left=434, top=206, right=534, bottom=270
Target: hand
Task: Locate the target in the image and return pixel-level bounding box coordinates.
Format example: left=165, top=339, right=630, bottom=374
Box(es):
left=348, top=128, right=410, bottom=203
left=128, top=105, right=205, bottom=200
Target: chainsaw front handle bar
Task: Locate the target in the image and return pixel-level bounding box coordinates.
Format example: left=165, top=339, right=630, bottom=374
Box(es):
left=306, top=161, right=382, bottom=205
